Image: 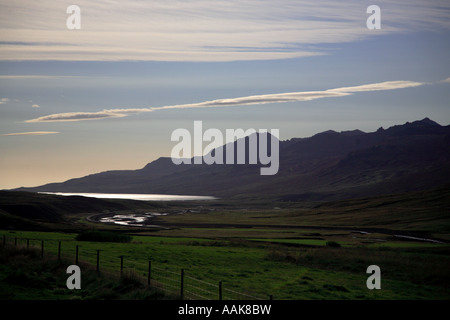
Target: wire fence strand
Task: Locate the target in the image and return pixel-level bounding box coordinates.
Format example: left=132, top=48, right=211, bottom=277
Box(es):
left=1, top=234, right=269, bottom=300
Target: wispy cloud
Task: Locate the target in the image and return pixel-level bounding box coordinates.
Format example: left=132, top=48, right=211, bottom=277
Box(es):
left=328, top=81, right=424, bottom=93
left=25, top=80, right=423, bottom=123
left=32, top=104, right=40, bottom=108
left=0, top=1, right=449, bottom=62
left=442, top=77, right=450, bottom=83
left=26, top=108, right=149, bottom=123
left=0, top=98, right=9, bottom=104
left=0, top=75, right=82, bottom=79
left=1, top=131, right=60, bottom=136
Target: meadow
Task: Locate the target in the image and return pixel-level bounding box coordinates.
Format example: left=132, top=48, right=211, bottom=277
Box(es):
left=1, top=228, right=448, bottom=300
left=1, top=186, right=449, bottom=300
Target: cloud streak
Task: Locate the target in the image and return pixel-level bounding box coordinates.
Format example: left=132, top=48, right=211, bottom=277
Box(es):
left=1, top=131, right=60, bottom=136
left=0, top=1, right=449, bottom=62
left=0, top=75, right=82, bottom=79
left=25, top=80, right=423, bottom=123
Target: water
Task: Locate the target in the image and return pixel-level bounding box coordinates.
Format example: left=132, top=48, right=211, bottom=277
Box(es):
left=40, top=192, right=217, bottom=201
left=394, top=234, right=444, bottom=244
left=99, top=212, right=166, bottom=227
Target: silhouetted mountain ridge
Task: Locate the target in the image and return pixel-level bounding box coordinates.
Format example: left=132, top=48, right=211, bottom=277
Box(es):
left=15, top=118, right=450, bottom=201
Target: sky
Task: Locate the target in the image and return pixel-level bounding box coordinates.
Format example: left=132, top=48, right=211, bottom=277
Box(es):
left=0, top=0, right=449, bottom=189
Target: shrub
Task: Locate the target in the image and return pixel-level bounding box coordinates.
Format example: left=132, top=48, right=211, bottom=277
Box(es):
left=75, top=230, right=132, bottom=243
left=326, top=241, right=341, bottom=248
left=323, top=284, right=349, bottom=292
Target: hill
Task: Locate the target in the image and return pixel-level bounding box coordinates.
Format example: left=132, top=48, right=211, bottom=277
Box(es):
left=14, top=118, right=450, bottom=201
left=0, top=190, right=163, bottom=230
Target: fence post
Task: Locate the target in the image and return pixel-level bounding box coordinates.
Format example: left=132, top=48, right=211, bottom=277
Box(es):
left=120, top=256, right=124, bottom=277
left=269, top=294, right=273, bottom=300
left=219, top=281, right=223, bottom=300
left=180, top=269, right=184, bottom=300
left=75, top=245, right=79, bottom=265
left=58, top=241, right=61, bottom=261
left=147, top=260, right=151, bottom=287
left=96, top=250, right=100, bottom=273
left=41, top=240, right=44, bottom=258
left=27, top=239, right=29, bottom=250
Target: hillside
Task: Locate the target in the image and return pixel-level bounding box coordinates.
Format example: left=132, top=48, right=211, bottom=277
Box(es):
left=15, top=118, right=450, bottom=201
left=0, top=191, right=163, bottom=230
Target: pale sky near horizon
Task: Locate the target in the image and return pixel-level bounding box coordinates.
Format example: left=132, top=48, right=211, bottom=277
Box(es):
left=1, top=0, right=449, bottom=189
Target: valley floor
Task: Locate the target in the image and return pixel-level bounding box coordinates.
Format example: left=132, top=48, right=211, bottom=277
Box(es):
left=1, top=186, right=449, bottom=300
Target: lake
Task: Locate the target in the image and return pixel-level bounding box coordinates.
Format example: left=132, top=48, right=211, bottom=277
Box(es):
left=40, top=192, right=217, bottom=201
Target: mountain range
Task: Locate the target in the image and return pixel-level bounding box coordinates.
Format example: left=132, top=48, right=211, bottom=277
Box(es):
left=15, top=118, right=450, bottom=201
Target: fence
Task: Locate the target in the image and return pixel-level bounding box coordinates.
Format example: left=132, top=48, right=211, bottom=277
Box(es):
left=1, top=234, right=271, bottom=300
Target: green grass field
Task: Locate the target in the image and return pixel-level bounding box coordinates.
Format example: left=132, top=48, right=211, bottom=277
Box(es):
left=1, top=229, right=449, bottom=300
left=1, top=187, right=449, bottom=300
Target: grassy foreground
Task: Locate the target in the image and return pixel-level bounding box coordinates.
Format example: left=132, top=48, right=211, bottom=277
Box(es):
left=0, top=186, right=448, bottom=300
left=1, top=230, right=449, bottom=300
left=0, top=243, right=172, bottom=300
